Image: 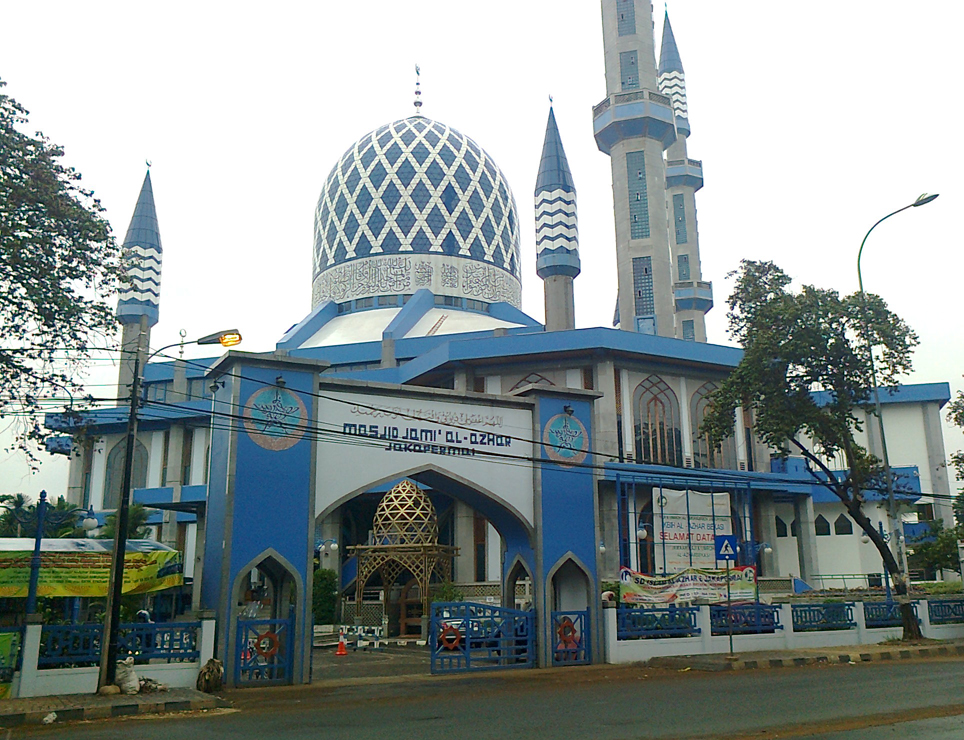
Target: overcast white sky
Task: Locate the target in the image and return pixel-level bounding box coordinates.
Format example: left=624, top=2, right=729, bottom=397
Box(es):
left=2, top=1, right=962, bottom=498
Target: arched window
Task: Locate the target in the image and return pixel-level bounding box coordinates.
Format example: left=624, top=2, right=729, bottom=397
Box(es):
left=814, top=514, right=831, bottom=536
left=103, top=439, right=149, bottom=509
left=690, top=382, right=737, bottom=470
left=775, top=516, right=788, bottom=538
left=633, top=376, right=683, bottom=466
left=834, top=514, right=854, bottom=535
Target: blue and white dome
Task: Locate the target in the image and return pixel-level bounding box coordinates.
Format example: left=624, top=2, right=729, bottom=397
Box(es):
left=312, top=117, right=522, bottom=308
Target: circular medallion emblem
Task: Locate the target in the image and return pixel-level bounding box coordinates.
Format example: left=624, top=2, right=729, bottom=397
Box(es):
left=243, top=386, right=308, bottom=451
left=542, top=413, right=588, bottom=466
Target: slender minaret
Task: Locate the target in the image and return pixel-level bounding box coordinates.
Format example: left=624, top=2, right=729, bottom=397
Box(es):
left=594, top=0, right=677, bottom=337
left=535, top=106, right=580, bottom=332
left=659, top=9, right=711, bottom=342
left=115, top=168, right=162, bottom=403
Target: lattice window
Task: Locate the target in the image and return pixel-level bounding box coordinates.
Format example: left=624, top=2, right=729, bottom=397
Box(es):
left=673, top=194, right=688, bottom=245
left=689, top=382, right=736, bottom=469
left=834, top=514, right=854, bottom=535
left=620, top=50, right=639, bottom=90
left=633, top=375, right=683, bottom=466
left=632, top=256, right=654, bottom=318
left=617, top=0, right=636, bottom=36
left=815, top=514, right=831, bottom=536
left=627, top=152, right=650, bottom=239
left=103, top=439, right=148, bottom=509
left=682, top=319, right=695, bottom=342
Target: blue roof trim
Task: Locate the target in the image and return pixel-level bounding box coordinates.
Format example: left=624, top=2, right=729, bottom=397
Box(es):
left=143, top=357, right=218, bottom=382
left=487, top=302, right=543, bottom=327
left=276, top=300, right=338, bottom=350
left=603, top=462, right=814, bottom=495
left=383, top=289, right=434, bottom=340
left=117, top=301, right=160, bottom=325
left=45, top=400, right=212, bottom=434
left=811, top=382, right=952, bottom=409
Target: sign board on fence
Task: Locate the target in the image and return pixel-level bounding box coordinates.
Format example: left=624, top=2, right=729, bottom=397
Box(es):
left=652, top=490, right=732, bottom=572
left=715, top=535, right=738, bottom=562
left=618, top=565, right=756, bottom=604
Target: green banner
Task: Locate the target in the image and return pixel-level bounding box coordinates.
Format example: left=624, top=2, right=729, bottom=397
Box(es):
left=0, top=550, right=183, bottom=598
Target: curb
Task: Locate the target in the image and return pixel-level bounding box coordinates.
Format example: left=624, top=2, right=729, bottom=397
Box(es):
left=651, top=644, right=964, bottom=672
left=0, top=694, right=225, bottom=727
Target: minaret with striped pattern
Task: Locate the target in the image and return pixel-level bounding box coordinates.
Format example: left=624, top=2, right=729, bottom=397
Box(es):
left=116, top=168, right=163, bottom=403
left=535, top=106, right=580, bottom=332
left=659, top=9, right=712, bottom=342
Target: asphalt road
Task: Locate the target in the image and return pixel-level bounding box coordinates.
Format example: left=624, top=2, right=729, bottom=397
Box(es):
left=13, top=659, right=964, bottom=740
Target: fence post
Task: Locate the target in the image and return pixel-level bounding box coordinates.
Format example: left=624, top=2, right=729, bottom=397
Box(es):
left=602, top=601, right=616, bottom=663
left=919, top=599, right=932, bottom=639
left=196, top=610, right=216, bottom=664
left=16, top=615, right=43, bottom=699
left=698, top=605, right=713, bottom=653
left=780, top=603, right=794, bottom=649
left=855, top=601, right=868, bottom=644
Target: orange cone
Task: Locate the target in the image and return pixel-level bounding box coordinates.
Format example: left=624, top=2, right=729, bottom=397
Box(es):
left=335, top=629, right=348, bottom=657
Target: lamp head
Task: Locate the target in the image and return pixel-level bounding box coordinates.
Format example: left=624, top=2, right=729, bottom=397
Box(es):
left=861, top=533, right=870, bottom=544
left=912, top=193, right=939, bottom=207
left=637, top=528, right=648, bottom=540
left=197, top=329, right=243, bottom=347
left=82, top=506, right=98, bottom=532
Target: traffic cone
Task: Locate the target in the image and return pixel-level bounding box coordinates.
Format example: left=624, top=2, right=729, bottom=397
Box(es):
left=335, top=629, right=348, bottom=657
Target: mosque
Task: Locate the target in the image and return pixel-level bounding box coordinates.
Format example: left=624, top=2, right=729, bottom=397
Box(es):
left=46, top=1, right=953, bottom=684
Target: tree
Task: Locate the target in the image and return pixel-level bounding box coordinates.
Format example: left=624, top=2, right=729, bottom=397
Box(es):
left=947, top=389, right=964, bottom=526
left=0, top=492, right=81, bottom=537
left=911, top=520, right=962, bottom=575
left=97, top=503, right=151, bottom=540
left=702, top=260, right=922, bottom=639
left=0, top=79, right=122, bottom=466
left=312, top=568, right=338, bottom=625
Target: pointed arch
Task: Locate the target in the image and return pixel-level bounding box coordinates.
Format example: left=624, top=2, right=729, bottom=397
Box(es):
left=690, top=381, right=737, bottom=470
left=632, top=375, right=682, bottom=466
left=546, top=552, right=593, bottom=613
left=103, top=438, right=148, bottom=509
left=230, top=547, right=303, bottom=621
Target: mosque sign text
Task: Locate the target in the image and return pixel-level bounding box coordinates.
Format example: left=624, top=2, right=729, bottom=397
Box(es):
left=343, top=422, right=513, bottom=458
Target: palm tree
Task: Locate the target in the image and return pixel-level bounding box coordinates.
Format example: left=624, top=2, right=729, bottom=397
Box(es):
left=97, top=504, right=152, bottom=541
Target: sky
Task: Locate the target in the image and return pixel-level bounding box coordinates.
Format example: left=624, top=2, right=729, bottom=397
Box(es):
left=1, top=1, right=962, bottom=498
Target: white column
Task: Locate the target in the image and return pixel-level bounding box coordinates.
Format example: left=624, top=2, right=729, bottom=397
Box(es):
left=190, top=427, right=209, bottom=485
left=678, top=376, right=692, bottom=464
left=484, top=375, right=502, bottom=395
left=148, top=431, right=165, bottom=488
left=16, top=617, right=43, bottom=698
left=619, top=368, right=634, bottom=460
left=89, top=438, right=107, bottom=510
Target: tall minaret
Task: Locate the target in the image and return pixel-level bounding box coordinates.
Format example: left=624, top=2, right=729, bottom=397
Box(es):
left=535, top=106, right=580, bottom=332
left=115, top=168, right=162, bottom=403
left=594, top=0, right=677, bottom=337
left=659, top=9, right=711, bottom=342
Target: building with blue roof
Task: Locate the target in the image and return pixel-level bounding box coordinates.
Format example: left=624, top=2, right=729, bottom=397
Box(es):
left=42, top=1, right=955, bottom=683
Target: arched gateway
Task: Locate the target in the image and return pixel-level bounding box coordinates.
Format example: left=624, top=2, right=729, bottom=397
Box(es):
left=201, top=353, right=601, bottom=685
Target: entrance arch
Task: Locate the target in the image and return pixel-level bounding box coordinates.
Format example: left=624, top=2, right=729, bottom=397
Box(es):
left=546, top=554, right=593, bottom=666
left=229, top=548, right=304, bottom=686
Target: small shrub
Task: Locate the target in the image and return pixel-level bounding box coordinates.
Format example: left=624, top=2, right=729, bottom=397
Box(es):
left=430, top=581, right=464, bottom=603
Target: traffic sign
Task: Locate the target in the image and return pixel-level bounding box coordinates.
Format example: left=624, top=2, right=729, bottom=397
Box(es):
left=715, top=535, right=738, bottom=562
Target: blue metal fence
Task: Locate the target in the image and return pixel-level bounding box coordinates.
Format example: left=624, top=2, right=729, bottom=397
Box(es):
left=551, top=610, right=591, bottom=666
left=709, top=604, right=781, bottom=635
left=430, top=602, right=534, bottom=674
left=928, top=599, right=964, bottom=625
left=616, top=606, right=700, bottom=639
left=39, top=622, right=200, bottom=668
left=791, top=603, right=856, bottom=632
left=863, top=601, right=918, bottom=628
left=235, top=615, right=294, bottom=686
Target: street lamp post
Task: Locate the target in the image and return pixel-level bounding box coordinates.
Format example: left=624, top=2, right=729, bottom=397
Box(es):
left=856, top=193, right=938, bottom=598
left=4, top=492, right=98, bottom=616
left=97, top=329, right=241, bottom=690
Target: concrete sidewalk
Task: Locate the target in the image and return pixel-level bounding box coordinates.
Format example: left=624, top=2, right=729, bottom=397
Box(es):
left=648, top=638, right=964, bottom=672
left=0, top=688, right=224, bottom=727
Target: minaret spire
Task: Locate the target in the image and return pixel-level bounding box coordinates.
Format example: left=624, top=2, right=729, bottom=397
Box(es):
left=659, top=8, right=712, bottom=342
left=535, top=105, right=580, bottom=332
left=413, top=65, right=423, bottom=115
left=115, top=167, right=163, bottom=403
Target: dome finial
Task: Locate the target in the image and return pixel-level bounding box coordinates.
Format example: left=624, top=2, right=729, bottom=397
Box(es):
left=413, top=64, right=423, bottom=114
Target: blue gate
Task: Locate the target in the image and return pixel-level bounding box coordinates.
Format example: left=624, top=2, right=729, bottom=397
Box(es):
left=235, top=615, right=294, bottom=686
left=430, top=602, right=534, bottom=674
left=551, top=610, right=590, bottom=666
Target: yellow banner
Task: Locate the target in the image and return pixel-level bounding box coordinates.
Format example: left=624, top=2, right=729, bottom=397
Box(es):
left=0, top=550, right=183, bottom=598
